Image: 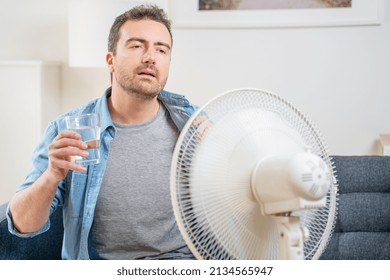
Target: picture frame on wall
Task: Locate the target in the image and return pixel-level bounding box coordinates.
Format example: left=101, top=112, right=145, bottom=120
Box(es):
left=169, top=0, right=384, bottom=28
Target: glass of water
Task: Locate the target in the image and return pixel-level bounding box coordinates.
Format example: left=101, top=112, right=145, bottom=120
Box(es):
left=65, top=113, right=100, bottom=165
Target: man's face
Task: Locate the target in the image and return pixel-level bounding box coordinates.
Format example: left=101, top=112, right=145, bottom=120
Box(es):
left=107, top=19, right=172, bottom=99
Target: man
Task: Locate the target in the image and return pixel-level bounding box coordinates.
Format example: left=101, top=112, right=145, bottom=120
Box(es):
left=7, top=5, right=197, bottom=260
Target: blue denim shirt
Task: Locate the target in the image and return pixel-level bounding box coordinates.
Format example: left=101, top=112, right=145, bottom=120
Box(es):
left=7, top=87, right=197, bottom=259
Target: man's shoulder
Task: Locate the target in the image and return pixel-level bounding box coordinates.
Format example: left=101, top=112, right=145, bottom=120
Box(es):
left=62, top=98, right=101, bottom=117
left=159, top=89, right=192, bottom=107
left=158, top=89, right=199, bottom=131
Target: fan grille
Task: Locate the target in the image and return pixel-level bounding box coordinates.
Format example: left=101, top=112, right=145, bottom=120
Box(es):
left=171, top=88, right=338, bottom=259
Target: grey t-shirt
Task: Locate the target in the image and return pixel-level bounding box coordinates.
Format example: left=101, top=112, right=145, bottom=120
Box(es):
left=89, top=104, right=194, bottom=259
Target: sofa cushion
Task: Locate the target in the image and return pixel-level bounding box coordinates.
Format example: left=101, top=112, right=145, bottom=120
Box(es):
left=320, top=156, right=390, bottom=260
left=322, top=232, right=390, bottom=260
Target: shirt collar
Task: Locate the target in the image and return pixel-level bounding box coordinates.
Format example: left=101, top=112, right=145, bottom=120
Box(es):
left=96, top=87, right=115, bottom=135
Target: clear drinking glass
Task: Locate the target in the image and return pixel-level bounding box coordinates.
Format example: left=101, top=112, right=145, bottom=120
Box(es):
left=65, top=113, right=101, bottom=165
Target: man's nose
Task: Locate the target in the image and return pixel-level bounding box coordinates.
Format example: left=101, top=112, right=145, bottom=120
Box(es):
left=142, top=48, right=156, bottom=64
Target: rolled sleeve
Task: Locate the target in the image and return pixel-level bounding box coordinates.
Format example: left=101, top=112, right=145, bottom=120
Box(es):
left=6, top=204, right=50, bottom=238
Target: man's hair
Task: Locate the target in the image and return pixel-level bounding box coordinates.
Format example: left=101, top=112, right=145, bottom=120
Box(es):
left=108, top=5, right=172, bottom=55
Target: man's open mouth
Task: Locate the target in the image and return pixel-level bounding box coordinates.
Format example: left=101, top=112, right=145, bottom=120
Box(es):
left=138, top=70, right=156, bottom=78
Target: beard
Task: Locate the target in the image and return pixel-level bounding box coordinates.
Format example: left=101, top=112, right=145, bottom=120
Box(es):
left=114, top=65, right=167, bottom=100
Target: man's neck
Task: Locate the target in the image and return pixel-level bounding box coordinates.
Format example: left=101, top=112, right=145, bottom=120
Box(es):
left=108, top=86, right=160, bottom=124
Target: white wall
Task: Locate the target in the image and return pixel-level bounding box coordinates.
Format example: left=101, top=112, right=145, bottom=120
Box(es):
left=168, top=23, right=390, bottom=155
left=0, top=62, right=61, bottom=205
left=0, top=0, right=389, bottom=202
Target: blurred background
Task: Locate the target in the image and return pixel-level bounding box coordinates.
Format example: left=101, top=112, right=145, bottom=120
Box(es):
left=0, top=0, right=389, bottom=204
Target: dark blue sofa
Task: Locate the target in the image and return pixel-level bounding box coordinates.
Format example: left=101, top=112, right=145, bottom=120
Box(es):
left=1, top=156, right=389, bottom=260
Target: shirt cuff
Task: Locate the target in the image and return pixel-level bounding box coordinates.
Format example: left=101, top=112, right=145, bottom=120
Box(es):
left=6, top=204, right=50, bottom=238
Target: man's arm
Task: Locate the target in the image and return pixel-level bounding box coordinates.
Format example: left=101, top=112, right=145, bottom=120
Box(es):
left=9, top=131, right=88, bottom=233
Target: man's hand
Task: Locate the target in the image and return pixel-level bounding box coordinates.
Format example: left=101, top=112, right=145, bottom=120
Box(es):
left=47, top=130, right=89, bottom=182
left=193, top=115, right=211, bottom=140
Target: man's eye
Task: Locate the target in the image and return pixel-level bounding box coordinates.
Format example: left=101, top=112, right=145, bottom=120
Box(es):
left=129, top=44, right=142, bottom=49
left=157, top=48, right=169, bottom=55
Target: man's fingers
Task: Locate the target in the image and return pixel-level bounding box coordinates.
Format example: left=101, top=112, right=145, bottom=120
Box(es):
left=55, top=130, right=81, bottom=141
left=49, top=146, right=89, bottom=159
left=50, top=157, right=86, bottom=173
left=46, top=131, right=90, bottom=180
left=193, top=116, right=212, bottom=139
left=50, top=137, right=88, bottom=151
left=52, top=130, right=87, bottom=151
left=193, top=115, right=208, bottom=126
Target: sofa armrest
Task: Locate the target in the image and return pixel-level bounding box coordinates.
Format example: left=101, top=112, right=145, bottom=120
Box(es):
left=0, top=202, right=63, bottom=260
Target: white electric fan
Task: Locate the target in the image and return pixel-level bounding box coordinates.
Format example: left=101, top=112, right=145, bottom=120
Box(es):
left=170, top=88, right=338, bottom=260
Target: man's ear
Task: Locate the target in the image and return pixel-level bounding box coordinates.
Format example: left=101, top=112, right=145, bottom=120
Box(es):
left=106, top=52, right=114, bottom=72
